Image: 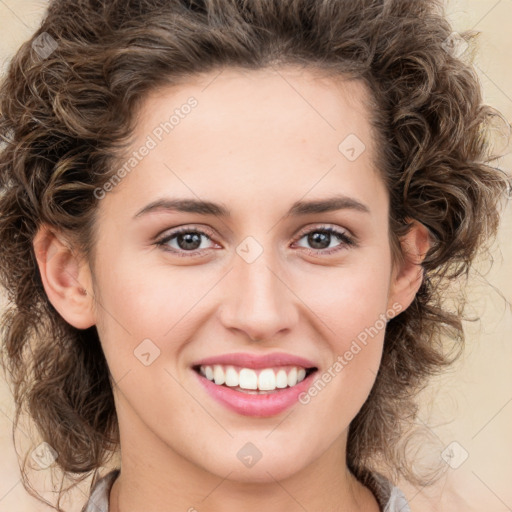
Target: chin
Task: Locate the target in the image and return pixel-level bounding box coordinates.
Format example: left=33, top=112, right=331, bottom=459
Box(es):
left=216, top=449, right=310, bottom=484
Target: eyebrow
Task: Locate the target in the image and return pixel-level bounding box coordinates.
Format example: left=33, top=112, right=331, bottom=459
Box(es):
left=133, top=194, right=370, bottom=219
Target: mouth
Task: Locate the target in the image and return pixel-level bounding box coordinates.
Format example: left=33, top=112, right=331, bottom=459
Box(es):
left=189, top=351, right=320, bottom=416
left=192, top=364, right=318, bottom=394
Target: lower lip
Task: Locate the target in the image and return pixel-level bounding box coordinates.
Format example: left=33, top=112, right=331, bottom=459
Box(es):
left=193, top=369, right=317, bottom=417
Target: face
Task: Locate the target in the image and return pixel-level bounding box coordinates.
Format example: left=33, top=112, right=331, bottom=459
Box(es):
left=49, top=66, right=421, bottom=483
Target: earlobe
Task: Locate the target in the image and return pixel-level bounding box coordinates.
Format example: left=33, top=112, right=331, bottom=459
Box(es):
left=387, top=220, right=431, bottom=314
left=33, top=225, right=96, bottom=329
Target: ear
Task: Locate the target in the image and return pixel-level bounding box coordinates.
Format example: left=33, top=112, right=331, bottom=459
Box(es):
left=387, top=220, right=431, bottom=314
left=33, top=225, right=95, bottom=329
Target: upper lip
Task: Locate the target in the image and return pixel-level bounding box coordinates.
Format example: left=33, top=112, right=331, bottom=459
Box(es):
left=192, top=352, right=318, bottom=370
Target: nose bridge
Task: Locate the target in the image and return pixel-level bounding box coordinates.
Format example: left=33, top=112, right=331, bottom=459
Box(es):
left=219, top=237, right=298, bottom=340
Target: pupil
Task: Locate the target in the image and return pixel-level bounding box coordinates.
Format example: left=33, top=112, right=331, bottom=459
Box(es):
left=178, top=232, right=201, bottom=250
left=309, top=231, right=330, bottom=249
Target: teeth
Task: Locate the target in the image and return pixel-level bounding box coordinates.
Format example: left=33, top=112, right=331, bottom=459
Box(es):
left=258, top=368, right=275, bottom=391
left=240, top=368, right=258, bottom=389
left=287, top=367, right=297, bottom=387
left=213, top=365, right=225, bottom=385
left=199, top=364, right=311, bottom=391
left=225, top=366, right=239, bottom=387
left=276, top=369, right=288, bottom=388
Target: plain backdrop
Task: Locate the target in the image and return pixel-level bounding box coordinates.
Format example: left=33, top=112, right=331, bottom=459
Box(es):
left=0, top=1, right=511, bottom=511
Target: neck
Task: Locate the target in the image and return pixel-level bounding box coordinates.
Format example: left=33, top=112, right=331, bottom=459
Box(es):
left=108, top=397, right=381, bottom=512
left=109, top=447, right=380, bottom=512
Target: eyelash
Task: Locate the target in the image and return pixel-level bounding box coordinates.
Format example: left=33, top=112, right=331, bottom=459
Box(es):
left=154, top=225, right=356, bottom=258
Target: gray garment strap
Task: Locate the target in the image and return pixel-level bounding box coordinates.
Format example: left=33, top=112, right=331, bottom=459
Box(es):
left=82, top=469, right=120, bottom=512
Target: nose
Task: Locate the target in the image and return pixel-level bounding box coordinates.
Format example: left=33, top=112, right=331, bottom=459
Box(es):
left=217, top=246, right=300, bottom=342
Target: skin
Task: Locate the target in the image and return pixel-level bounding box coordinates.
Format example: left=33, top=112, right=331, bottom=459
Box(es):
left=34, top=66, right=429, bottom=512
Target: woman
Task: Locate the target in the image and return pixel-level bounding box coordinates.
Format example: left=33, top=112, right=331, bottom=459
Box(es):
left=0, top=1, right=508, bottom=511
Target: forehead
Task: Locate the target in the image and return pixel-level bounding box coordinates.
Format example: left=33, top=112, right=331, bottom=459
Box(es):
left=104, top=66, right=387, bottom=222
left=139, top=66, right=377, bottom=157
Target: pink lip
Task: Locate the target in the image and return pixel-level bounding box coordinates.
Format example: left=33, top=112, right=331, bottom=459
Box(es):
left=193, top=368, right=317, bottom=417
left=191, top=352, right=318, bottom=370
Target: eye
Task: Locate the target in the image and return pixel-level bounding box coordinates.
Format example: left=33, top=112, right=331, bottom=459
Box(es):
left=155, top=226, right=218, bottom=257
left=154, top=224, right=356, bottom=258
left=292, top=226, right=356, bottom=256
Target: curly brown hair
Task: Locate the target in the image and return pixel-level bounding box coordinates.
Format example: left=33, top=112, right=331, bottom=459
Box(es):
left=0, top=0, right=509, bottom=510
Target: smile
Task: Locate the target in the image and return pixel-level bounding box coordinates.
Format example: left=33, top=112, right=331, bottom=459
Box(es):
left=194, top=364, right=317, bottom=393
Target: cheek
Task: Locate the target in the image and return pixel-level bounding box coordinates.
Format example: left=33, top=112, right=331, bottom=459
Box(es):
left=92, top=249, right=185, bottom=330
left=298, top=258, right=391, bottom=389
left=303, top=259, right=391, bottom=339
left=91, top=252, right=218, bottom=382
left=298, top=276, right=390, bottom=425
